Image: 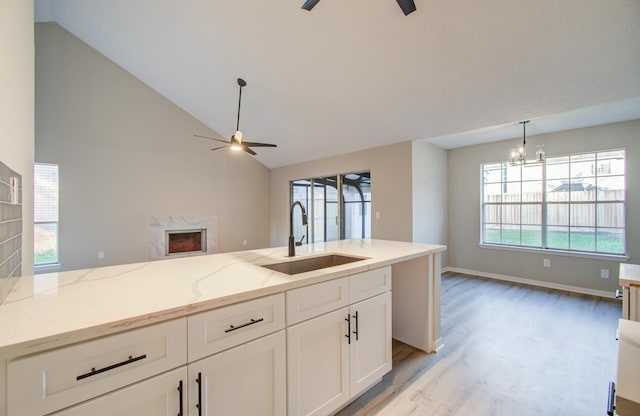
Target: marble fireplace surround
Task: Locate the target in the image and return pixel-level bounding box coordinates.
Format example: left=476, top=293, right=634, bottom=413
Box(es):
left=150, top=216, right=217, bottom=260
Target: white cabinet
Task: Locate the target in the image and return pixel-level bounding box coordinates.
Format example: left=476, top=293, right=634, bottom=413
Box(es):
left=286, top=278, right=349, bottom=325
left=188, top=330, right=286, bottom=416
left=287, top=268, right=392, bottom=416
left=186, top=294, right=286, bottom=415
left=188, top=293, right=285, bottom=361
left=51, top=367, right=187, bottom=416
left=287, top=308, right=351, bottom=416
left=349, top=292, right=392, bottom=397
left=3, top=266, right=392, bottom=416
left=7, top=318, right=187, bottom=415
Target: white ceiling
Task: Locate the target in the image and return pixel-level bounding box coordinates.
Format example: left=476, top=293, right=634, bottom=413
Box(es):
left=35, top=0, right=640, bottom=168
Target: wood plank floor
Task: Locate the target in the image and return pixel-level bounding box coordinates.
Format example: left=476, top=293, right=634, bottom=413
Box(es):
left=336, top=272, right=621, bottom=416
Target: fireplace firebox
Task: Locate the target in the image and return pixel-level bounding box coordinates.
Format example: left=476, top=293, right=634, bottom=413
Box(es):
left=165, top=229, right=207, bottom=256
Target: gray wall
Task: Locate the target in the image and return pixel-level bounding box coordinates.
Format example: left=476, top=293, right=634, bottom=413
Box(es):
left=0, top=0, right=34, bottom=282
left=35, top=23, right=271, bottom=271
left=447, top=119, right=640, bottom=294
left=412, top=140, right=448, bottom=265
left=270, top=140, right=448, bottom=253
left=270, top=142, right=413, bottom=246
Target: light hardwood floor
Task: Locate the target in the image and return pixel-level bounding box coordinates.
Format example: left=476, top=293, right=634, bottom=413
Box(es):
left=336, top=272, right=621, bottom=416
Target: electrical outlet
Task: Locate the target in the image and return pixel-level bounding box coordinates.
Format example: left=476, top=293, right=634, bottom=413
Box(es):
left=543, top=259, right=550, bottom=268
left=243, top=240, right=247, bottom=246
left=98, top=251, right=105, bottom=259
left=376, top=212, right=381, bottom=220
left=601, top=269, right=609, bottom=279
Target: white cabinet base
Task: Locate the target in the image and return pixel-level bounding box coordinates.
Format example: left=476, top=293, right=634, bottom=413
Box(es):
left=189, top=330, right=286, bottom=416
left=52, top=367, right=187, bottom=416
left=349, top=292, right=392, bottom=397
left=287, top=309, right=350, bottom=416
left=287, top=290, right=392, bottom=416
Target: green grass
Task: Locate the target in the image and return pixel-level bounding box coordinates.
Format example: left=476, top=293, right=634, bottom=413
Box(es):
left=35, top=249, right=58, bottom=265
left=484, top=229, right=624, bottom=254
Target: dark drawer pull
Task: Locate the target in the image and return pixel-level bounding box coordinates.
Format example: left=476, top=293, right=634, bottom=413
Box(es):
left=224, top=317, right=264, bottom=333
left=352, top=311, right=359, bottom=341
left=607, top=381, right=616, bottom=416
left=345, top=313, right=351, bottom=345
left=177, top=380, right=184, bottom=416
left=76, top=354, right=147, bottom=381
left=196, top=372, right=203, bottom=416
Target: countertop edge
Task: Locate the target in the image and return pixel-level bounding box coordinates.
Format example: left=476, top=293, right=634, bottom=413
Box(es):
left=0, top=241, right=446, bottom=358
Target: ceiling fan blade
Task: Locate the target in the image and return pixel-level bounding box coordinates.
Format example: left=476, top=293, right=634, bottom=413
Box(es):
left=242, top=141, right=277, bottom=148
left=194, top=134, right=230, bottom=144
left=210, top=145, right=228, bottom=151
left=302, top=0, right=320, bottom=11
left=243, top=146, right=257, bottom=156
left=396, top=0, right=416, bottom=15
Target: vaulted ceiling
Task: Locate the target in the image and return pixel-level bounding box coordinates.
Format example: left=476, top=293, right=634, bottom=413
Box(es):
left=35, top=0, right=640, bottom=168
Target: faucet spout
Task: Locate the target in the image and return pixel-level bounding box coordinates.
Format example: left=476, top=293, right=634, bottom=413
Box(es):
left=289, top=201, right=308, bottom=257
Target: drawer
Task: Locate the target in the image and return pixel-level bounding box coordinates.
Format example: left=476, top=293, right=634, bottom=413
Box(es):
left=188, top=293, right=285, bottom=361
left=286, top=277, right=349, bottom=325
left=7, top=318, right=187, bottom=416
left=349, top=266, right=392, bottom=304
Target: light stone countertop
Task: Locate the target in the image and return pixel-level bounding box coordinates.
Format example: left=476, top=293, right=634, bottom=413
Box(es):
left=619, top=263, right=640, bottom=287
left=0, top=239, right=445, bottom=358
left=617, top=319, right=640, bottom=415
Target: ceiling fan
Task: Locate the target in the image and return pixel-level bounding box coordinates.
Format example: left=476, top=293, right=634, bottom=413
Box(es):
left=301, top=0, right=416, bottom=15
left=194, top=78, right=277, bottom=156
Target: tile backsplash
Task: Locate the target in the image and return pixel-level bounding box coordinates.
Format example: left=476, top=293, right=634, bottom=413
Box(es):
left=0, top=160, right=22, bottom=304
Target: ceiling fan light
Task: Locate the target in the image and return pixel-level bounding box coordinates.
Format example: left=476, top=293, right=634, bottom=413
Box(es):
left=230, top=144, right=243, bottom=151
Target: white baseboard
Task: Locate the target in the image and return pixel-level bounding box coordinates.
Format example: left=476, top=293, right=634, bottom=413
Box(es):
left=443, top=266, right=618, bottom=300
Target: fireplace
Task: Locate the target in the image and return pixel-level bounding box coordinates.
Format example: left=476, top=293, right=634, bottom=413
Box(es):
left=150, top=216, right=217, bottom=260
left=165, top=229, right=206, bottom=256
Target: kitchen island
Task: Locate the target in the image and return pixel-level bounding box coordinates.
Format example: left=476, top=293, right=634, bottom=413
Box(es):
left=0, top=239, right=445, bottom=416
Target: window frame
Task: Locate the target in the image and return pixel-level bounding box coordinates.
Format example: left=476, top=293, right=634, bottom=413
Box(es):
left=290, top=171, right=371, bottom=244
left=34, top=162, right=60, bottom=268
left=480, top=149, right=627, bottom=260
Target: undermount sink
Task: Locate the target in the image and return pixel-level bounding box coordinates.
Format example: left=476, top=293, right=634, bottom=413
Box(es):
left=261, top=254, right=368, bottom=275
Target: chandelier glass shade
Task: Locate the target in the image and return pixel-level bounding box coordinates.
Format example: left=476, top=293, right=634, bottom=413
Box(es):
left=510, top=120, right=544, bottom=165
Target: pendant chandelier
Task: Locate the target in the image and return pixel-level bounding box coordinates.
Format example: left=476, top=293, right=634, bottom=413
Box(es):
left=510, top=120, right=544, bottom=165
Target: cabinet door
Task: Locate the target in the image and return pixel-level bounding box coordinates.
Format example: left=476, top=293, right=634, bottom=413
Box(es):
left=287, top=308, right=350, bottom=416
left=52, top=367, right=187, bottom=416
left=188, top=330, right=286, bottom=416
left=349, top=292, right=392, bottom=397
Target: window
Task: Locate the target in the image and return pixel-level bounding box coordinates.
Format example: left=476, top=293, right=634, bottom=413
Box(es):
left=34, top=163, right=59, bottom=266
left=481, top=150, right=625, bottom=256
left=291, top=171, right=371, bottom=244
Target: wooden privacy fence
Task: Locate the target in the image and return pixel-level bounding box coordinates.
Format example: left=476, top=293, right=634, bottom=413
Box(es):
left=484, top=190, right=624, bottom=227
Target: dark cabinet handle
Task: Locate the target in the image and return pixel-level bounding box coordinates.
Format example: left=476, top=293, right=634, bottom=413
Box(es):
left=607, top=382, right=616, bottom=416
left=225, top=317, right=264, bottom=333
left=196, top=372, right=203, bottom=416
left=345, top=313, right=351, bottom=344
left=616, top=289, right=623, bottom=299
left=177, top=380, right=184, bottom=416
left=352, top=311, right=359, bottom=341
left=76, top=354, right=147, bottom=381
